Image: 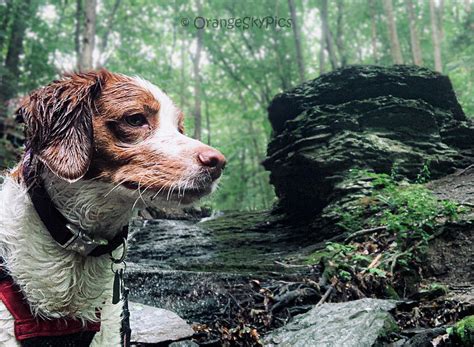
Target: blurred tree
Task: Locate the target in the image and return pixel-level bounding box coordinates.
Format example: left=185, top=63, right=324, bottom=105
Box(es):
left=383, top=0, right=403, bottom=64
left=75, top=0, right=82, bottom=65
left=0, top=0, right=33, bottom=119
left=320, top=0, right=338, bottom=70
left=405, top=0, right=423, bottom=65
left=368, top=0, right=379, bottom=63
left=0, top=0, right=473, bottom=210
left=192, top=0, right=203, bottom=141
left=79, top=0, right=97, bottom=70
left=335, top=0, right=347, bottom=67
left=288, top=0, right=306, bottom=82
left=429, top=0, right=443, bottom=72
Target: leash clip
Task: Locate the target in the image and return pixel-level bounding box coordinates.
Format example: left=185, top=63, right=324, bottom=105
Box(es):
left=110, top=238, right=128, bottom=304
left=63, top=224, right=109, bottom=256
left=110, top=238, right=128, bottom=264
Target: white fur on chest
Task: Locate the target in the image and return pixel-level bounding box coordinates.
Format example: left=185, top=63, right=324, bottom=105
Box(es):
left=0, top=176, right=124, bottom=345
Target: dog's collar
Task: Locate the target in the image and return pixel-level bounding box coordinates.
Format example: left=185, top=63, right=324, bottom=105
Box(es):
left=22, top=153, right=129, bottom=257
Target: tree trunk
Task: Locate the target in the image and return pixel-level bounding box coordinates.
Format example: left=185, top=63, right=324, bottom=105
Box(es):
left=335, top=0, right=347, bottom=67
left=193, top=0, right=203, bottom=141
left=405, top=0, right=423, bottom=65
left=75, top=0, right=82, bottom=66
left=239, top=91, right=269, bottom=209
left=204, top=92, right=211, bottom=145
left=369, top=0, right=378, bottom=63
left=0, top=0, right=32, bottom=119
left=429, top=0, right=442, bottom=72
left=319, top=0, right=326, bottom=74
left=180, top=37, right=186, bottom=110
left=320, top=0, right=338, bottom=70
left=0, top=0, right=13, bottom=55
left=288, top=0, right=306, bottom=82
left=80, top=0, right=97, bottom=70
left=273, top=0, right=289, bottom=90
left=438, top=0, right=445, bottom=39
left=319, top=43, right=326, bottom=75
left=238, top=148, right=247, bottom=209
left=383, top=0, right=403, bottom=64
left=270, top=1, right=291, bottom=90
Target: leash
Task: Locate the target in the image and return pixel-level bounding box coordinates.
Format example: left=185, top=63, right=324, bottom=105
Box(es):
left=122, top=287, right=131, bottom=347
left=111, top=243, right=131, bottom=347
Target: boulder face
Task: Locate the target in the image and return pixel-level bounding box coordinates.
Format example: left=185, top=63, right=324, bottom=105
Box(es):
left=264, top=299, right=398, bottom=347
left=263, top=65, right=474, bottom=216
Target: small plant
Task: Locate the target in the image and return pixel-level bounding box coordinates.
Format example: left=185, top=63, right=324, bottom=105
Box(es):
left=415, top=161, right=431, bottom=184
left=311, top=166, right=464, bottom=287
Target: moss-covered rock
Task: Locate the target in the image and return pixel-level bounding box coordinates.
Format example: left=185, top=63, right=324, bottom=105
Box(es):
left=263, top=65, right=474, bottom=217
left=450, top=315, right=474, bottom=346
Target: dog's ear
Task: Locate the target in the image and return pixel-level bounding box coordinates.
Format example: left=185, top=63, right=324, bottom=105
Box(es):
left=17, top=71, right=106, bottom=182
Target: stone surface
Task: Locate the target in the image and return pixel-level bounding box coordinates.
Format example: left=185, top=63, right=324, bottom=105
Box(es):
left=424, top=169, right=474, bottom=304
left=263, top=65, right=474, bottom=216
left=264, top=298, right=398, bottom=347
left=169, top=341, right=200, bottom=347
left=142, top=205, right=212, bottom=221
left=127, top=212, right=318, bottom=272
left=125, top=215, right=317, bottom=324
left=129, top=301, right=194, bottom=344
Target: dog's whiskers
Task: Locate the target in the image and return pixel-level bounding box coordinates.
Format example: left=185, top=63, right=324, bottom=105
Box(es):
left=104, top=178, right=128, bottom=198
left=132, top=178, right=145, bottom=210
left=150, top=176, right=173, bottom=201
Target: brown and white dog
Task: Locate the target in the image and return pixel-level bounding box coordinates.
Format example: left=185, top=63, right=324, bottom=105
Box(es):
left=0, top=70, right=225, bottom=346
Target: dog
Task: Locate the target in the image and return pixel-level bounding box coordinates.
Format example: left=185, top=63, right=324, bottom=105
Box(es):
left=0, top=70, right=225, bottom=346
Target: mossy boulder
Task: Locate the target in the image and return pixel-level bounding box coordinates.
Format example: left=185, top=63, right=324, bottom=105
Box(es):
left=263, top=65, right=474, bottom=217
left=450, top=315, right=474, bottom=346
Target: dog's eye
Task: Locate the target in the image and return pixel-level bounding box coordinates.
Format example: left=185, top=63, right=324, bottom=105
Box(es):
left=125, top=114, right=148, bottom=127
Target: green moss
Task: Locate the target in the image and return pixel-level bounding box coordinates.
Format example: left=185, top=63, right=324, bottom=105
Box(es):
left=304, top=250, right=333, bottom=264
left=422, top=283, right=448, bottom=297
left=333, top=169, right=463, bottom=273
left=384, top=285, right=400, bottom=300
left=381, top=314, right=400, bottom=336
left=450, top=315, right=474, bottom=346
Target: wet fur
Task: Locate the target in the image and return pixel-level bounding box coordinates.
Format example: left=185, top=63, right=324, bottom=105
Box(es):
left=0, top=70, right=224, bottom=345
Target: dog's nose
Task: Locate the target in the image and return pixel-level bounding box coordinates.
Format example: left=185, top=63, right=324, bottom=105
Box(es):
left=197, top=148, right=226, bottom=178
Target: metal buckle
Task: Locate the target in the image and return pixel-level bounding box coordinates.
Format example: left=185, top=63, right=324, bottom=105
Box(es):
left=64, top=224, right=109, bottom=256
left=110, top=238, right=128, bottom=264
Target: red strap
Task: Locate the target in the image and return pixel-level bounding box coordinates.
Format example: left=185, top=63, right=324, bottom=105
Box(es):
left=0, top=279, right=100, bottom=340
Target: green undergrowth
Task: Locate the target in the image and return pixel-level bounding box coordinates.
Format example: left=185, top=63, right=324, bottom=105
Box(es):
left=448, top=315, right=474, bottom=346
left=307, top=167, right=466, bottom=295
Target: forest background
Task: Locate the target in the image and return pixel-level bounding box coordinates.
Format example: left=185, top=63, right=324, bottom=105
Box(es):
left=0, top=0, right=472, bottom=211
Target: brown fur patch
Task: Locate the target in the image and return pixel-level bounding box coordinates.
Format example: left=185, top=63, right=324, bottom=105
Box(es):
left=16, top=71, right=104, bottom=181
left=18, top=69, right=217, bottom=201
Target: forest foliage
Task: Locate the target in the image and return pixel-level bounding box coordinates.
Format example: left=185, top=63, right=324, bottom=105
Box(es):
left=0, top=0, right=473, bottom=211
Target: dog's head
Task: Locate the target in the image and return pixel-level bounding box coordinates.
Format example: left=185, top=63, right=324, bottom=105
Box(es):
left=17, top=70, right=225, bottom=205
